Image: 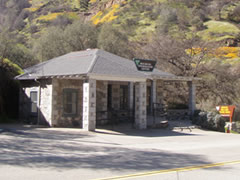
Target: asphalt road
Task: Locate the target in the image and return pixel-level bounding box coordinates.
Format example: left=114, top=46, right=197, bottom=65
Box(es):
left=0, top=124, right=240, bottom=180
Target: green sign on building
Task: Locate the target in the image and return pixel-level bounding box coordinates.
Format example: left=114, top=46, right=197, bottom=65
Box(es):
left=134, top=58, right=156, bottom=72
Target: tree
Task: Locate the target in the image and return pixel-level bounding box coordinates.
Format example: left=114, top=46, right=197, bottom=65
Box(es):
left=0, top=30, right=36, bottom=68
left=140, top=32, right=240, bottom=109
left=97, top=23, right=132, bottom=59
left=64, top=20, right=98, bottom=51
left=33, top=27, right=68, bottom=62
left=207, top=0, right=233, bottom=20
left=196, top=61, right=240, bottom=108
left=0, top=58, right=21, bottom=120
left=156, top=3, right=192, bottom=36
left=0, top=0, right=30, bottom=31
left=141, top=33, right=210, bottom=76
left=33, top=20, right=98, bottom=62
left=228, top=4, right=240, bottom=22
left=0, top=31, right=23, bottom=120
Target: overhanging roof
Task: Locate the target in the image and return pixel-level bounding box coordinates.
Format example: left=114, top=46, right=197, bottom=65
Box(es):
left=15, top=49, right=198, bottom=82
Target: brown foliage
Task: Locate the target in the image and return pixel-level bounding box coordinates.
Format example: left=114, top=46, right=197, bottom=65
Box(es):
left=138, top=33, right=240, bottom=109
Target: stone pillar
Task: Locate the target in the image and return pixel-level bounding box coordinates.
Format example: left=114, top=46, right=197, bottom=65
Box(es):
left=51, top=78, right=58, bottom=126
left=188, top=81, right=196, bottom=116
left=82, top=79, right=96, bottom=131
left=128, top=82, right=134, bottom=110
left=151, top=80, right=157, bottom=113
left=135, top=82, right=147, bottom=129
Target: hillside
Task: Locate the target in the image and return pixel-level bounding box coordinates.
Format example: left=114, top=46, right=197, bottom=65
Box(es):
left=1, top=0, right=240, bottom=118
left=1, top=0, right=239, bottom=43
left=0, top=0, right=240, bottom=67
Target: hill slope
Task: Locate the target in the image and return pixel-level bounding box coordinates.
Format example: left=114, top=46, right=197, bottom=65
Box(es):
left=0, top=0, right=240, bottom=64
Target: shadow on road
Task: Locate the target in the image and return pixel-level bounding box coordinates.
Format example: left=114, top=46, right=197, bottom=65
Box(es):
left=0, top=127, right=222, bottom=172
left=95, top=124, right=198, bottom=137
left=95, top=129, right=198, bottom=137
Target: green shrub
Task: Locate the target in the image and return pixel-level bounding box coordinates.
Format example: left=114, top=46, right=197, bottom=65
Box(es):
left=193, top=111, right=227, bottom=132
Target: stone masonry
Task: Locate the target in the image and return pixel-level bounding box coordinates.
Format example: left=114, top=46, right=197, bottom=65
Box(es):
left=52, top=79, right=83, bottom=127
left=19, top=80, right=53, bottom=125
left=39, top=80, right=53, bottom=126
left=82, top=79, right=96, bottom=131
left=135, top=82, right=147, bottom=129
left=19, top=82, right=39, bottom=123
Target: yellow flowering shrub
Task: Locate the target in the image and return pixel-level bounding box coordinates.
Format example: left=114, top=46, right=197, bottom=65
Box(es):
left=91, top=11, right=103, bottom=25
left=186, top=48, right=202, bottom=55
left=187, top=47, right=240, bottom=60
left=215, top=47, right=240, bottom=59
left=37, top=13, right=63, bottom=22
left=91, top=4, right=120, bottom=25
left=3, top=58, right=24, bottom=75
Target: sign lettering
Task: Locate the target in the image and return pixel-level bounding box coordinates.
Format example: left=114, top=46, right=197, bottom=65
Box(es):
left=134, top=58, right=156, bottom=72
left=216, top=105, right=235, bottom=122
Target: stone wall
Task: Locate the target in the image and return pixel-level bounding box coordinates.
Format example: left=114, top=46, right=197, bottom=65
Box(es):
left=39, top=80, right=53, bottom=125
left=167, top=109, right=190, bottom=121
left=19, top=80, right=52, bottom=125
left=52, top=79, right=83, bottom=127
left=135, top=82, right=147, bottom=129
left=19, top=81, right=39, bottom=124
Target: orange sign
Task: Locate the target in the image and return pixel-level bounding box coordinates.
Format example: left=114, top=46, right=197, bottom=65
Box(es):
left=216, top=105, right=235, bottom=122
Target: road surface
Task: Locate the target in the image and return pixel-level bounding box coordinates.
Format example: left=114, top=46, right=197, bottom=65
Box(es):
left=0, top=124, right=240, bottom=180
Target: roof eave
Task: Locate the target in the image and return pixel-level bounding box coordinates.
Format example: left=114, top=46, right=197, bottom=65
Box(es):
left=151, top=75, right=201, bottom=81
left=15, top=73, right=88, bottom=81
left=88, top=73, right=146, bottom=82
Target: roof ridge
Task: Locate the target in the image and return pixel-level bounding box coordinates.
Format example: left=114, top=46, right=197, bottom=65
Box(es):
left=87, top=49, right=100, bottom=74
left=95, top=49, right=141, bottom=74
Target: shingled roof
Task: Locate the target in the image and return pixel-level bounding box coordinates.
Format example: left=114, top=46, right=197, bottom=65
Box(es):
left=15, top=49, right=193, bottom=81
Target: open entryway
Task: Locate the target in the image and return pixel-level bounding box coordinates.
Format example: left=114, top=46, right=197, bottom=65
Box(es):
left=96, top=81, right=135, bottom=130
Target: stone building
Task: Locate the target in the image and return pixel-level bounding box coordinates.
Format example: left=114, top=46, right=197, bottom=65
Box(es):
left=15, top=49, right=198, bottom=131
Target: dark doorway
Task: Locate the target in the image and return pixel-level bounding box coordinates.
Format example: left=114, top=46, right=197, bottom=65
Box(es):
left=120, top=85, right=129, bottom=110
left=107, top=84, right=112, bottom=110
left=147, top=86, right=152, bottom=115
